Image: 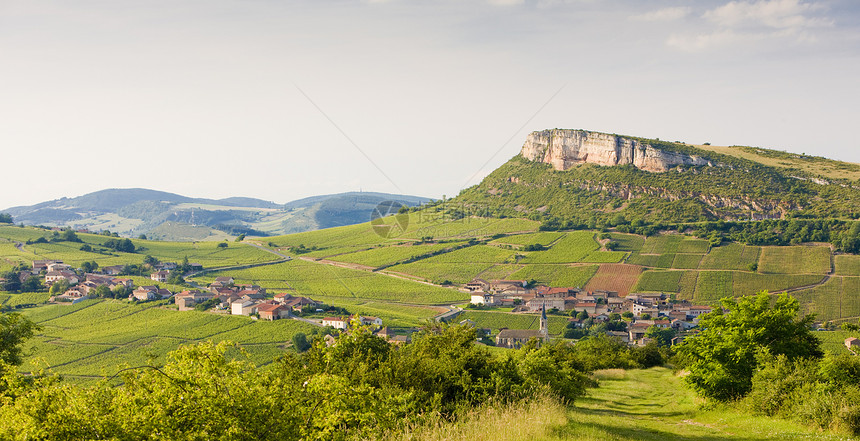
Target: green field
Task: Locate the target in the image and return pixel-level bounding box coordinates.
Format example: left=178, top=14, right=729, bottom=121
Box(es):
left=759, top=245, right=832, bottom=274
left=328, top=242, right=464, bottom=268
left=836, top=255, right=860, bottom=276
left=19, top=299, right=317, bottom=381
left=608, top=233, right=644, bottom=252
left=520, top=232, right=600, bottom=264
left=699, top=243, right=762, bottom=270
left=640, top=235, right=684, bottom=255
left=633, top=270, right=683, bottom=292
left=388, top=245, right=518, bottom=284
left=580, top=251, right=628, bottom=263
left=508, top=264, right=598, bottom=288
left=491, top=232, right=564, bottom=247
left=671, top=254, right=703, bottom=269
left=677, top=238, right=710, bottom=253
left=197, top=260, right=467, bottom=304
left=693, top=271, right=735, bottom=302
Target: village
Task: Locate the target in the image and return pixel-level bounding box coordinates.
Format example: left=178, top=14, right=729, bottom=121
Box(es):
left=19, top=257, right=721, bottom=349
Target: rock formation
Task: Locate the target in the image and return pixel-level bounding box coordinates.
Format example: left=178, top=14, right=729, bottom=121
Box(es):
left=520, top=129, right=714, bottom=172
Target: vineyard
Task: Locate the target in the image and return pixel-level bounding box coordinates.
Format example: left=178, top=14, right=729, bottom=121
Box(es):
left=19, top=299, right=317, bottom=381
left=508, top=264, right=598, bottom=288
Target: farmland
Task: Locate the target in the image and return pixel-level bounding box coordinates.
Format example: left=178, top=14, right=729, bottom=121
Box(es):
left=835, top=255, right=860, bottom=276
left=197, top=260, right=467, bottom=304
left=758, top=246, right=832, bottom=274
left=508, top=264, right=597, bottom=288
left=491, top=232, right=564, bottom=247
left=18, top=299, right=317, bottom=382
left=519, top=232, right=600, bottom=264
left=633, top=270, right=683, bottom=293
left=327, top=242, right=465, bottom=268
left=699, top=243, right=761, bottom=271
left=584, top=264, right=642, bottom=297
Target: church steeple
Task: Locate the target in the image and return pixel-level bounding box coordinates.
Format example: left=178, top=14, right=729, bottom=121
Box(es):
left=539, top=303, right=548, bottom=339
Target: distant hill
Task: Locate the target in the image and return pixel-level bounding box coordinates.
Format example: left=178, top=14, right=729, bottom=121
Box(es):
left=454, top=128, right=860, bottom=226
left=2, top=189, right=432, bottom=240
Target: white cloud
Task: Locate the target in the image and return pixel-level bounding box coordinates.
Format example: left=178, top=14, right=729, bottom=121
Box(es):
left=632, top=6, right=692, bottom=22
left=703, top=0, right=832, bottom=30
left=487, top=0, right=525, bottom=5
left=664, top=0, right=832, bottom=52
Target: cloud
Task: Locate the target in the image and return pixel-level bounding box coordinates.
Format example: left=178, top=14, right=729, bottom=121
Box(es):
left=665, top=0, right=833, bottom=52
left=632, top=6, right=692, bottom=22
left=703, top=0, right=832, bottom=29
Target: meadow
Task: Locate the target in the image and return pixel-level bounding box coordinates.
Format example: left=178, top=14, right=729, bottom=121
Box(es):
left=758, top=245, right=832, bottom=274
left=519, top=232, right=600, bottom=264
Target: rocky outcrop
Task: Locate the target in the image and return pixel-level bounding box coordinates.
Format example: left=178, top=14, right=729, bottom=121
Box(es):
left=520, top=129, right=714, bottom=172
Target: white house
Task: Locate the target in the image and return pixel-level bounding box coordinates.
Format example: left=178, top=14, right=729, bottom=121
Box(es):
left=322, top=317, right=348, bottom=330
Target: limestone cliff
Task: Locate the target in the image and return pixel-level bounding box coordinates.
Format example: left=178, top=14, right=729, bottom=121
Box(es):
left=520, top=129, right=714, bottom=172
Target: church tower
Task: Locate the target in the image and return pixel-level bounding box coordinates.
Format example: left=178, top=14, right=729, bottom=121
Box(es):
left=539, top=303, right=548, bottom=340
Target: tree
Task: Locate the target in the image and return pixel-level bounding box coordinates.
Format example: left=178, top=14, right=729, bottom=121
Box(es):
left=0, top=213, right=12, bottom=224
left=1, top=272, right=21, bottom=293
left=21, top=276, right=43, bottom=292
left=677, top=291, right=822, bottom=401
left=49, top=280, right=70, bottom=295
left=644, top=326, right=675, bottom=346
left=138, top=234, right=147, bottom=240
left=81, top=261, right=99, bottom=273
left=0, top=312, right=40, bottom=365
left=641, top=313, right=652, bottom=320
left=576, top=310, right=589, bottom=320
left=292, top=332, right=311, bottom=352
left=622, top=311, right=634, bottom=320
left=235, top=234, right=246, bottom=242
left=143, top=255, right=159, bottom=266
left=60, top=229, right=81, bottom=243
left=217, top=242, right=228, bottom=249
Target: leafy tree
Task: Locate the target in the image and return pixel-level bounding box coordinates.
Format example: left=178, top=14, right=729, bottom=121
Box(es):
left=138, top=234, right=147, bottom=240
left=292, top=332, right=311, bottom=352
left=576, top=310, right=589, bottom=320
left=92, top=285, right=112, bottom=298
left=79, top=244, right=92, bottom=252
left=217, top=242, right=228, bottom=249
left=0, top=312, right=40, bottom=366
left=21, top=276, right=43, bottom=293
left=678, top=291, right=822, bottom=401
left=235, top=234, right=246, bottom=242
left=622, top=311, right=634, bottom=320
left=80, top=261, right=99, bottom=273
left=1, top=272, right=21, bottom=293
left=0, top=213, right=12, bottom=224
left=104, top=238, right=135, bottom=253
left=60, top=229, right=81, bottom=243
left=640, top=313, right=652, bottom=320
left=644, top=325, right=675, bottom=346
left=49, top=280, right=70, bottom=295
left=143, top=255, right=159, bottom=266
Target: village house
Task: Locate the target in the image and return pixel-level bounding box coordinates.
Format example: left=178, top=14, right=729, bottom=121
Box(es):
left=257, top=303, right=289, bottom=321
left=150, top=270, right=170, bottom=283
left=322, top=317, right=349, bottom=330
left=174, top=290, right=215, bottom=309
left=496, top=308, right=549, bottom=348
left=44, top=270, right=79, bottom=286
left=464, top=278, right=491, bottom=293
left=231, top=299, right=259, bottom=316
left=101, top=265, right=126, bottom=276
left=210, top=277, right=235, bottom=288
left=359, top=316, right=383, bottom=326
left=46, top=262, right=72, bottom=272
left=33, top=260, right=62, bottom=272
left=282, top=296, right=318, bottom=311
left=846, top=338, right=860, bottom=352
left=131, top=286, right=172, bottom=301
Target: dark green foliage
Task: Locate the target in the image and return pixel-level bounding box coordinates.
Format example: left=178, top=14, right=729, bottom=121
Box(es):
left=644, top=326, right=675, bottom=346
left=21, top=276, right=42, bottom=293
left=0, top=312, right=40, bottom=366
left=678, top=291, right=822, bottom=401
left=59, top=229, right=81, bottom=243
left=0, top=214, right=12, bottom=224
left=0, top=324, right=594, bottom=439
left=80, top=261, right=98, bottom=273
left=103, top=238, right=135, bottom=253
left=291, top=332, right=311, bottom=352
left=1, top=272, right=21, bottom=293
left=217, top=242, right=228, bottom=248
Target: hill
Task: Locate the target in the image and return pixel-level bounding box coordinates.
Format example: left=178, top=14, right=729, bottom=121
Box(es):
left=2, top=189, right=431, bottom=240
left=455, top=129, right=860, bottom=225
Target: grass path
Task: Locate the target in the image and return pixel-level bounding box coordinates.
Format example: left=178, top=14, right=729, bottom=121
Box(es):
left=550, top=367, right=853, bottom=440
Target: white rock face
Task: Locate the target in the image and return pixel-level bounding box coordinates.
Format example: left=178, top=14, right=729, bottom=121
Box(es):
left=520, top=129, right=714, bottom=172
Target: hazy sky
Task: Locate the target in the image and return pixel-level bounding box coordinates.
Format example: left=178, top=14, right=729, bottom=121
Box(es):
left=2, top=0, right=859, bottom=209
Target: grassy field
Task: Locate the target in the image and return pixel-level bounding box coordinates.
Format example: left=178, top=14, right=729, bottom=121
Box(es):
left=508, top=264, right=598, bottom=288
left=836, top=255, right=860, bottom=276
left=19, top=299, right=318, bottom=382
left=699, top=243, right=761, bottom=271
left=633, top=270, right=683, bottom=293
left=609, top=233, right=645, bottom=252
left=491, top=232, right=564, bottom=247
left=759, top=245, right=832, bottom=274
left=553, top=367, right=850, bottom=441
left=520, top=232, right=600, bottom=264
left=388, top=245, right=518, bottom=284
left=327, top=242, right=464, bottom=268
left=197, top=259, right=467, bottom=304
left=640, top=235, right=684, bottom=255
left=672, top=254, right=703, bottom=269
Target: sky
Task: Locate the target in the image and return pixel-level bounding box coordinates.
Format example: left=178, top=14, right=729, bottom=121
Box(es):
left=2, top=0, right=859, bottom=209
